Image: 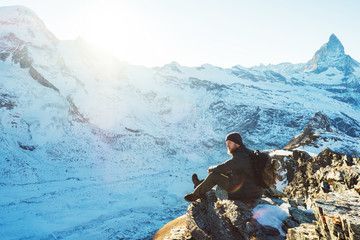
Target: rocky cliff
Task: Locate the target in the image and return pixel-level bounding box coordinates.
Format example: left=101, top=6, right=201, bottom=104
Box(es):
left=155, top=147, right=360, bottom=240
left=154, top=115, right=360, bottom=239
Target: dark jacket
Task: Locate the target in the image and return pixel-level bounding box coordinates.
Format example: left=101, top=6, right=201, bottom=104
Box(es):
left=208, top=146, right=263, bottom=200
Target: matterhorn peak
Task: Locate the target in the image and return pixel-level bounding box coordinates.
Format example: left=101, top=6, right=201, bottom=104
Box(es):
left=326, top=33, right=345, bottom=55
left=328, top=33, right=341, bottom=44
left=304, top=34, right=358, bottom=74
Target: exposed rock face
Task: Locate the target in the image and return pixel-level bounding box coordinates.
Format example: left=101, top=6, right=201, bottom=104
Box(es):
left=312, top=191, right=360, bottom=240
left=284, top=148, right=360, bottom=240
left=186, top=191, right=286, bottom=240
left=0, top=93, right=16, bottom=110
left=287, top=223, right=320, bottom=240
left=285, top=111, right=332, bottom=150
left=29, top=66, right=59, bottom=92
left=287, top=191, right=360, bottom=240
left=284, top=148, right=360, bottom=200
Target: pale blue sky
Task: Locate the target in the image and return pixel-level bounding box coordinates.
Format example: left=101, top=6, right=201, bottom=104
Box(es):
left=1, top=0, right=359, bottom=68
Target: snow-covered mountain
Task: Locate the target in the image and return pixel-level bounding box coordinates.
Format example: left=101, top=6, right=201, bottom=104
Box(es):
left=304, top=33, right=359, bottom=74
left=0, top=5, right=359, bottom=239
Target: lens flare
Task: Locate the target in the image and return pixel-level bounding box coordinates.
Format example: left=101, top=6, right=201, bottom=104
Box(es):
left=229, top=178, right=244, bottom=193
left=252, top=207, right=269, bottom=219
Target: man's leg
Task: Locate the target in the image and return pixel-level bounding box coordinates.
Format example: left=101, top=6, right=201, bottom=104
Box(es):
left=184, top=172, right=229, bottom=202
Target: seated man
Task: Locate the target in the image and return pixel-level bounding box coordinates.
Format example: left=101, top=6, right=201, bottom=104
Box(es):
left=184, top=132, right=264, bottom=202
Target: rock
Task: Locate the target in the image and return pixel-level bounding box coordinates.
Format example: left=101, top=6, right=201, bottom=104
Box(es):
left=254, top=196, right=286, bottom=206
left=153, top=215, right=191, bottom=240
left=343, top=155, right=355, bottom=166
left=284, top=112, right=331, bottom=150
left=215, top=186, right=228, bottom=200
left=284, top=199, right=297, bottom=208
left=0, top=93, right=17, bottom=110
left=284, top=148, right=360, bottom=201
left=288, top=207, right=316, bottom=224
left=354, top=182, right=360, bottom=195
left=186, top=194, right=247, bottom=239
left=282, top=216, right=300, bottom=233
left=11, top=45, right=33, bottom=68
left=320, top=181, right=332, bottom=193
left=344, top=171, right=360, bottom=189
left=312, top=190, right=360, bottom=239
left=185, top=190, right=286, bottom=240
left=287, top=223, right=320, bottom=240
left=263, top=187, right=287, bottom=198
left=259, top=224, right=281, bottom=236
left=29, top=66, right=59, bottom=92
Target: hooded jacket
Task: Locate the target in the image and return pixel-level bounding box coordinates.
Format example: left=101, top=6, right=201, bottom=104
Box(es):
left=208, top=145, right=263, bottom=200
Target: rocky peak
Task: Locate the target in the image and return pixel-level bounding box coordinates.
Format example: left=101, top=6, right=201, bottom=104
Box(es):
left=303, top=34, right=359, bottom=74
left=327, top=34, right=344, bottom=53
left=284, top=112, right=331, bottom=150
left=307, top=111, right=331, bottom=131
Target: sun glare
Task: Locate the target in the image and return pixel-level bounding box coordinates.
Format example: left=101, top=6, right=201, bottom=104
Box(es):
left=75, top=2, right=157, bottom=66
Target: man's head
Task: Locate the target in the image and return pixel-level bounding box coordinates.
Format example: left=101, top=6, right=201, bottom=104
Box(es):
left=225, top=132, right=242, bottom=155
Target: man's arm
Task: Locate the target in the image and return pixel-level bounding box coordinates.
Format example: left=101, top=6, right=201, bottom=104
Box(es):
left=208, top=159, right=233, bottom=174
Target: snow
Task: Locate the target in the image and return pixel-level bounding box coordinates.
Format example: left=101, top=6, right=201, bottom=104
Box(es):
left=252, top=203, right=291, bottom=235
left=307, top=67, right=345, bottom=85
left=0, top=6, right=57, bottom=48
left=0, top=6, right=360, bottom=239
left=0, top=175, right=188, bottom=239
left=296, top=132, right=360, bottom=155
left=276, top=177, right=288, bottom=192
left=270, top=149, right=293, bottom=157
left=249, top=62, right=305, bottom=75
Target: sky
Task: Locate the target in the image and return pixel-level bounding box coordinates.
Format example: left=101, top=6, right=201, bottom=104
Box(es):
left=0, top=0, right=359, bottom=68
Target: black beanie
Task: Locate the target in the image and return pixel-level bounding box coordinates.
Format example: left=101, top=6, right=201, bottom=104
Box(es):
left=225, top=132, right=243, bottom=145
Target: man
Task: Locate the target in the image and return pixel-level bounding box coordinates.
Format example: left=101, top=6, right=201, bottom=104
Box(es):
left=184, top=132, right=264, bottom=202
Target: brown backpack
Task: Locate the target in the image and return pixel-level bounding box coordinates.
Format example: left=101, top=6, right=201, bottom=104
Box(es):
left=246, top=149, right=279, bottom=188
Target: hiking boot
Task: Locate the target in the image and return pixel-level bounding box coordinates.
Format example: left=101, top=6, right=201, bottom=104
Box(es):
left=192, top=173, right=200, bottom=185
left=184, top=193, right=202, bottom=202
left=192, top=173, right=203, bottom=188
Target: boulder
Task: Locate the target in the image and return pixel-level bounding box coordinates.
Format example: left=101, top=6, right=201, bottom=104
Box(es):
left=152, top=215, right=191, bottom=240
left=186, top=190, right=286, bottom=240
left=288, top=207, right=316, bottom=224
left=282, top=216, right=300, bottom=233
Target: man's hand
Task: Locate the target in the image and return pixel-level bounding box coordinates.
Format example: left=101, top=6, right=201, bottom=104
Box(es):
left=208, top=165, right=216, bottom=174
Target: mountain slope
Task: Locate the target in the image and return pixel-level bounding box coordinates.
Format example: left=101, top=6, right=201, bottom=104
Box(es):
left=0, top=5, right=359, bottom=239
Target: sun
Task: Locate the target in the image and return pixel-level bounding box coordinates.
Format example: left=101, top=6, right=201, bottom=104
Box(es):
left=74, top=1, right=156, bottom=66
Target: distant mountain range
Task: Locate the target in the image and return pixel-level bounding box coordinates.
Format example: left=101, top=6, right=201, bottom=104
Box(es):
left=0, top=5, right=359, bottom=239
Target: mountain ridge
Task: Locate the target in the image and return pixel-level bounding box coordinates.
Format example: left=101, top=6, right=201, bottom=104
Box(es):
left=0, top=5, right=359, bottom=239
